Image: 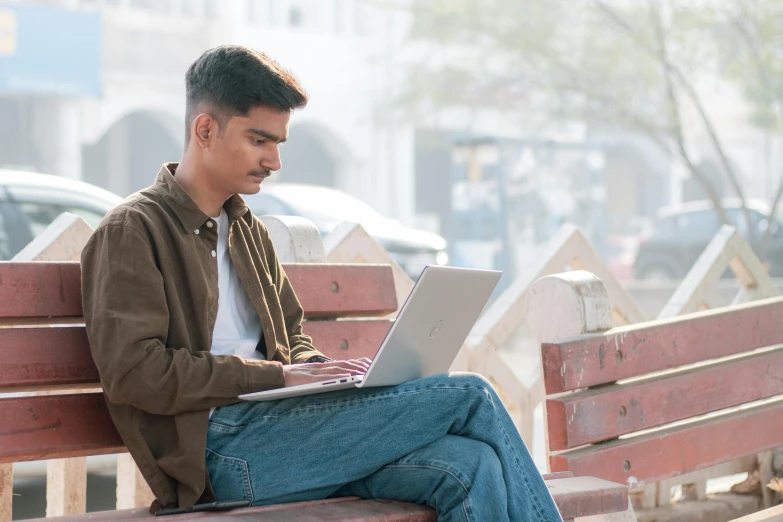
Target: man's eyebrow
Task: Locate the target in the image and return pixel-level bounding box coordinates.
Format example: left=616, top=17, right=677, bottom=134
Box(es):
left=248, top=129, right=287, bottom=143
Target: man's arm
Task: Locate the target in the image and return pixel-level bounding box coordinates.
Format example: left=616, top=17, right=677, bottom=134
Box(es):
left=82, top=222, right=285, bottom=416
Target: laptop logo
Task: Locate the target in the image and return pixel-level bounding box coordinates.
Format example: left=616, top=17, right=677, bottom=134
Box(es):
left=429, top=320, right=444, bottom=338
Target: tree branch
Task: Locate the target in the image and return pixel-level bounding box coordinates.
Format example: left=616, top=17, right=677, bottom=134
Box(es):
left=595, top=0, right=740, bottom=230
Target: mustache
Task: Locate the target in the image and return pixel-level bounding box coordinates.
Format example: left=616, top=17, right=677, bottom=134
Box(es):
left=249, top=169, right=271, bottom=177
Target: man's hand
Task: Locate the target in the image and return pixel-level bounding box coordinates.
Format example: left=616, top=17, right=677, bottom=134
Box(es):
left=283, top=358, right=371, bottom=387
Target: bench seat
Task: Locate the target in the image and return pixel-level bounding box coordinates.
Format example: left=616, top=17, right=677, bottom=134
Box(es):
left=22, top=476, right=629, bottom=521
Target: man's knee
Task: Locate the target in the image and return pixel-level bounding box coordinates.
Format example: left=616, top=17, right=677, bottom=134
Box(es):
left=419, top=371, right=493, bottom=390
left=412, top=435, right=502, bottom=487
left=447, top=372, right=493, bottom=389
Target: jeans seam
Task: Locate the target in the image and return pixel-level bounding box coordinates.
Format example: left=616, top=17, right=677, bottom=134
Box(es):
left=208, top=421, right=245, bottom=433
left=383, top=464, right=474, bottom=522
left=205, top=448, right=254, bottom=504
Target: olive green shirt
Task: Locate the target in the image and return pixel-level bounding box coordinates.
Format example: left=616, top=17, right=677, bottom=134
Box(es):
left=81, top=163, right=325, bottom=512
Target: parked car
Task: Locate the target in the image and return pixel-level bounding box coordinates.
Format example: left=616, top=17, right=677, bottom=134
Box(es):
left=0, top=168, right=124, bottom=260
left=633, top=199, right=783, bottom=280
left=243, top=183, right=449, bottom=278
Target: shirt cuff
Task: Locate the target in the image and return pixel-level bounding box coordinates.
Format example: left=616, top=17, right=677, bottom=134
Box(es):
left=240, top=360, right=285, bottom=394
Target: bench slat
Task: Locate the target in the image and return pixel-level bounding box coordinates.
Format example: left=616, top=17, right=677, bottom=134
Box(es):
left=547, top=476, right=629, bottom=518
left=0, top=326, right=99, bottom=388
left=22, top=497, right=435, bottom=521
left=0, top=320, right=392, bottom=388
left=306, top=320, right=392, bottom=361
left=0, top=262, right=398, bottom=319
left=550, top=398, right=783, bottom=487
left=542, top=296, right=783, bottom=394
left=546, top=347, right=783, bottom=450
left=0, top=262, right=82, bottom=318
left=731, top=504, right=783, bottom=522
left=285, top=264, right=398, bottom=318
left=21, top=477, right=629, bottom=520
left=0, top=394, right=124, bottom=463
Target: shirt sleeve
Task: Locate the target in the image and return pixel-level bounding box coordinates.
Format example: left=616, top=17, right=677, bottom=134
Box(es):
left=81, top=221, right=285, bottom=416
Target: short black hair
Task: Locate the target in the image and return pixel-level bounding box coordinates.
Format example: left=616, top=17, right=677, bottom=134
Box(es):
left=184, top=45, right=308, bottom=141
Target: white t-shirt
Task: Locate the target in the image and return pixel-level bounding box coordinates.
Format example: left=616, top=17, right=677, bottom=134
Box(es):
left=209, top=209, right=264, bottom=416
left=210, top=209, right=264, bottom=360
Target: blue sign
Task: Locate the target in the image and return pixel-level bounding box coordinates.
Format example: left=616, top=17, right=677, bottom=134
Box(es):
left=0, top=4, right=101, bottom=96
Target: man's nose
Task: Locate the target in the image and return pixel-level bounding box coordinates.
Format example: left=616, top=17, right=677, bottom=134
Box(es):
left=263, top=146, right=282, bottom=172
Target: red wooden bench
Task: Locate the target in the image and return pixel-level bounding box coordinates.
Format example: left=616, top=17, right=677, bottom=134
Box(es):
left=527, top=270, right=783, bottom=521
left=0, top=261, right=628, bottom=521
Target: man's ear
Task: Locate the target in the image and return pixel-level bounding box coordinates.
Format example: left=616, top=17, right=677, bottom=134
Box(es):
left=192, top=113, right=217, bottom=149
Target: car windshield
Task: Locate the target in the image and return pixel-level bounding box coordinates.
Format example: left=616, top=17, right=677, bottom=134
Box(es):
left=272, top=186, right=394, bottom=227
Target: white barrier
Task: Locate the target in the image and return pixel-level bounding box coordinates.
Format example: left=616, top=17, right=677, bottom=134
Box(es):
left=324, top=222, right=414, bottom=315
left=11, top=212, right=93, bottom=262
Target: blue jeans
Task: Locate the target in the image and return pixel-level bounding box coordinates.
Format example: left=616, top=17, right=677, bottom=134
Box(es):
left=206, top=373, right=562, bottom=522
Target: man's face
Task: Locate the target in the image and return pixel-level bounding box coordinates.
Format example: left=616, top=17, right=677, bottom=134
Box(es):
left=203, top=105, right=290, bottom=196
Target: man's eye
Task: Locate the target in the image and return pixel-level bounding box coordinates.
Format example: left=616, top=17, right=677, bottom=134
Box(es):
left=252, top=138, right=265, bottom=145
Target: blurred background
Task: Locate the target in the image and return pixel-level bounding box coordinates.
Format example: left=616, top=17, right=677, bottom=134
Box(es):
left=3, top=0, right=783, bottom=516
left=2, top=0, right=783, bottom=286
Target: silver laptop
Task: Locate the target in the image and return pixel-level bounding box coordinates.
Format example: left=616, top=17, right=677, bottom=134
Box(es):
left=239, top=265, right=501, bottom=402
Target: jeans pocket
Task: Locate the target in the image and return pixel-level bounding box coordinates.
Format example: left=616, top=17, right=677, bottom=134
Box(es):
left=205, top=448, right=254, bottom=504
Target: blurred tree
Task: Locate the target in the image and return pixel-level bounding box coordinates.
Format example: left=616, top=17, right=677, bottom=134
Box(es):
left=394, top=0, right=783, bottom=256
left=712, top=0, right=783, bottom=251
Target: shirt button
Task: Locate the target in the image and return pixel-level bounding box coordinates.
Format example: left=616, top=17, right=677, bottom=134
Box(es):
left=207, top=221, right=214, bottom=228
left=211, top=250, right=216, bottom=257
left=194, top=229, right=200, bottom=235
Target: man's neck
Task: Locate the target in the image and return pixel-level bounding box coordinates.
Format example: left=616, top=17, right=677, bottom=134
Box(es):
left=172, top=158, right=229, bottom=218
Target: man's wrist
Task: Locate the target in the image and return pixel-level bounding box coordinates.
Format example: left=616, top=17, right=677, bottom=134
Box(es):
left=307, top=355, right=331, bottom=363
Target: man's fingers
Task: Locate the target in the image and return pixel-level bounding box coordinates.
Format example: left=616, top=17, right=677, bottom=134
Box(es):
left=313, top=361, right=368, bottom=374
left=310, top=365, right=364, bottom=376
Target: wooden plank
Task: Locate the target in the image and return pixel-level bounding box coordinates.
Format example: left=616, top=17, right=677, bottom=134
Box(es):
left=547, top=476, right=629, bottom=519
left=46, top=457, right=86, bottom=516
left=542, top=471, right=575, bottom=480
left=285, top=264, right=398, bottom=318
left=0, top=463, right=10, bottom=522
left=550, top=399, right=783, bottom=487
left=731, top=504, right=783, bottom=522
left=305, top=319, right=392, bottom=360
left=21, top=478, right=627, bottom=521
left=541, top=295, right=783, bottom=394
left=659, top=226, right=780, bottom=319
left=760, top=450, right=775, bottom=509
left=116, top=453, right=155, bottom=510
left=22, top=497, right=436, bottom=521
left=0, top=394, right=124, bottom=463
left=0, top=262, right=396, bottom=320
left=0, top=262, right=82, bottom=318
left=0, top=326, right=98, bottom=388
left=0, top=320, right=393, bottom=388
left=546, top=348, right=783, bottom=450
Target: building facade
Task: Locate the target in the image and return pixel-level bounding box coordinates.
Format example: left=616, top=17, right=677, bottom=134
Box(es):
left=1, top=0, right=418, bottom=224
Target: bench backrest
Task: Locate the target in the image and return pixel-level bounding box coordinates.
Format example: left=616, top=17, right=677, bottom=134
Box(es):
left=536, top=282, right=783, bottom=488
left=0, top=261, right=397, bottom=464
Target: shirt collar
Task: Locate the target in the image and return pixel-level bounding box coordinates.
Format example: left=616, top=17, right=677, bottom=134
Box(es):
left=154, top=163, right=254, bottom=233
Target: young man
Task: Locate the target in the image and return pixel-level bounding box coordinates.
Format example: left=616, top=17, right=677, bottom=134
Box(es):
left=82, top=46, right=561, bottom=521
